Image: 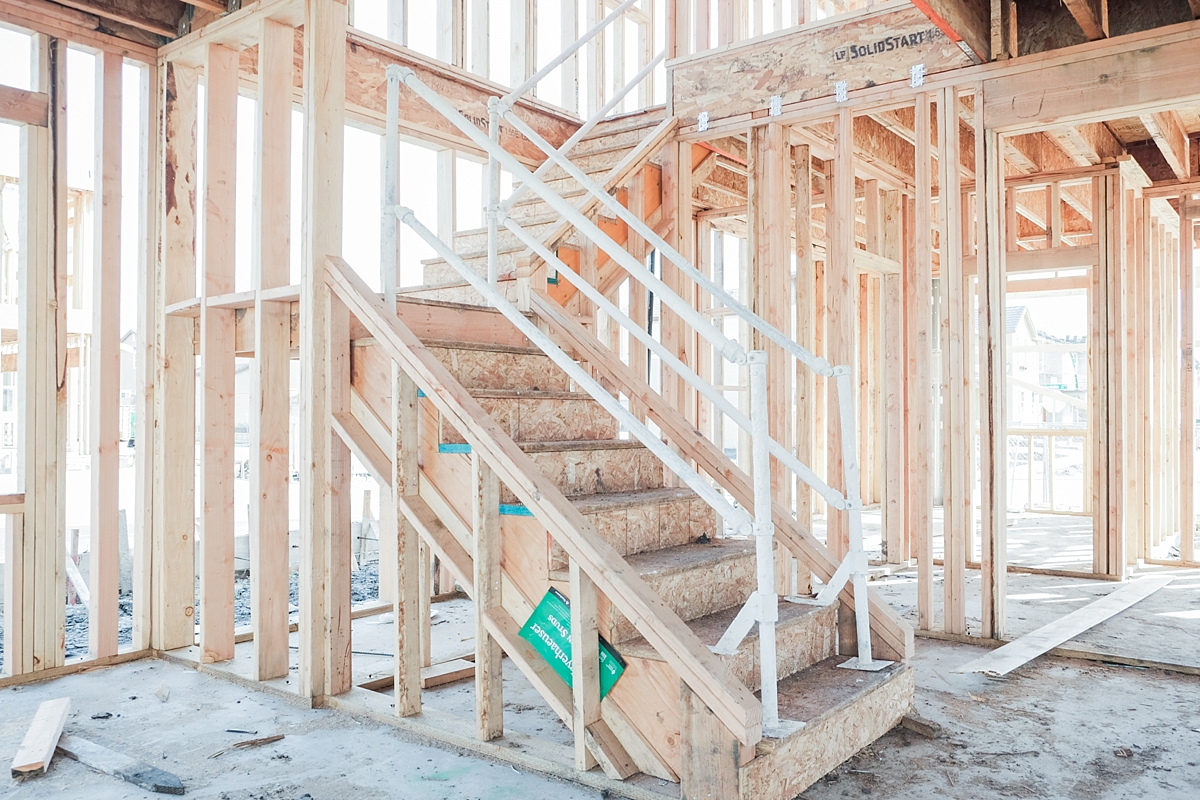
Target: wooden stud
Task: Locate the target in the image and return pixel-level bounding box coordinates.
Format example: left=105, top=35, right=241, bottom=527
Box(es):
left=1182, top=209, right=1196, bottom=563
left=155, top=59, right=198, bottom=653
left=472, top=453, right=503, bottom=741
left=560, top=0, right=577, bottom=112
left=436, top=149, right=456, bottom=246
left=299, top=0, right=348, bottom=701
left=979, top=108, right=1008, bottom=640
left=388, top=0, right=407, bottom=45
left=911, top=93, right=934, bottom=629
left=392, top=366, right=422, bottom=716
left=939, top=86, right=967, bottom=636
left=794, top=144, right=815, bottom=532
left=881, top=189, right=905, bottom=565
left=89, top=49, right=122, bottom=660
left=679, top=682, right=740, bottom=799
left=569, top=559, right=599, bottom=770
left=748, top=123, right=791, bottom=498
left=250, top=19, right=295, bottom=682
left=199, top=42, right=239, bottom=665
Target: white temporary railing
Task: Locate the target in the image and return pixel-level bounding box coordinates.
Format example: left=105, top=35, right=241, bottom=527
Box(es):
left=380, top=3, right=884, bottom=736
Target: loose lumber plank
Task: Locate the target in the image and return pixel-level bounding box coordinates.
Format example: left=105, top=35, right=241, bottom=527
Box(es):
left=199, top=42, right=239, bottom=666
left=249, top=17, right=295, bottom=683
left=10, top=697, right=70, bottom=777
left=56, top=734, right=184, bottom=795
left=954, top=576, right=1175, bottom=676
left=89, top=48, right=122, bottom=661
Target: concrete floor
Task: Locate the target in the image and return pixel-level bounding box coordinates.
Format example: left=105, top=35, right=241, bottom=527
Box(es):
left=4, top=637, right=1199, bottom=800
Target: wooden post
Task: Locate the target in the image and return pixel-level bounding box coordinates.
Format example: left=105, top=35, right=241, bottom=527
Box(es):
left=392, top=368, right=422, bottom=716
left=910, top=93, right=934, bottom=629
left=827, top=108, right=855, bottom=563
left=560, top=0, right=577, bottom=112
left=938, top=86, right=967, bottom=635
left=1180, top=208, right=1195, bottom=563
left=680, top=683, right=741, bottom=799
left=748, top=122, right=790, bottom=498
left=437, top=149, right=455, bottom=246
left=199, top=42, right=239, bottom=665
left=794, top=145, right=814, bottom=531
left=155, top=59, right=198, bottom=653
left=299, top=0, right=348, bottom=701
left=569, top=559, right=599, bottom=770
left=511, top=0, right=530, bottom=88
left=89, top=49, right=122, bottom=659
left=881, top=189, right=905, bottom=564
left=473, top=453, right=504, bottom=740
left=979, top=102, right=1007, bottom=639
left=250, top=19, right=295, bottom=681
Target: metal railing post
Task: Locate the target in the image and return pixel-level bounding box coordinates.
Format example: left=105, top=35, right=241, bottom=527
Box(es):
left=749, top=351, right=779, bottom=731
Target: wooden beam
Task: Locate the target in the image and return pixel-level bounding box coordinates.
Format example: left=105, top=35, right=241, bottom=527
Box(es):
left=881, top=188, right=905, bottom=565
left=473, top=453, right=504, bottom=741
left=199, top=42, right=239, bottom=665
left=0, top=84, right=48, bottom=127
left=1191, top=0, right=1200, bottom=19
left=299, top=0, right=348, bottom=701
left=89, top=50, right=122, bottom=661
left=908, top=0, right=990, bottom=62
left=249, top=18, right=294, bottom=682
left=1062, top=0, right=1107, bottom=41
left=45, top=0, right=179, bottom=39
left=155, top=60, right=199, bottom=653
left=1179, top=212, right=1195, bottom=563
left=1141, top=112, right=1190, bottom=181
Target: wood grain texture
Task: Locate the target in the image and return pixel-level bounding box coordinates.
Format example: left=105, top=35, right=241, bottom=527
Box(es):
left=671, top=6, right=970, bottom=123
left=10, top=697, right=69, bottom=776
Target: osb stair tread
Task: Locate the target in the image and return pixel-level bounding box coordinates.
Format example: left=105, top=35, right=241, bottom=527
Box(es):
left=618, top=598, right=835, bottom=660
left=766, top=657, right=909, bottom=742
left=469, top=389, right=595, bottom=399
left=423, top=338, right=547, bottom=357
left=570, top=486, right=699, bottom=513
left=623, top=537, right=755, bottom=576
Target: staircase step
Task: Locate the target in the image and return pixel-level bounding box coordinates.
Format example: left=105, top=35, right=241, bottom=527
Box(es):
left=507, top=439, right=662, bottom=504
left=573, top=108, right=669, bottom=150
left=553, top=538, right=756, bottom=644
left=441, top=389, right=619, bottom=445
left=425, top=341, right=568, bottom=392
left=619, top=599, right=838, bottom=688
left=397, top=278, right=518, bottom=307
left=740, top=658, right=913, bottom=800
left=548, top=487, right=716, bottom=570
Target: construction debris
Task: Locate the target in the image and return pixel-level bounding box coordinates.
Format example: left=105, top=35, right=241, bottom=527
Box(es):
left=56, top=734, right=185, bottom=795
left=899, top=713, right=942, bottom=740
left=208, top=734, right=285, bottom=759
left=10, top=698, right=71, bottom=778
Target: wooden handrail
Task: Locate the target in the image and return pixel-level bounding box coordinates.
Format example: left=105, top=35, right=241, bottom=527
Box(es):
left=530, top=293, right=916, bottom=662
left=324, top=255, right=764, bottom=747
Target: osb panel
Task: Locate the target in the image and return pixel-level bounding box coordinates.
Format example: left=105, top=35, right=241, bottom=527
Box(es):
left=671, top=6, right=969, bottom=124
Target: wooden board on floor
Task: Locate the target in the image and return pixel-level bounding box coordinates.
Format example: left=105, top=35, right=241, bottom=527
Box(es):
left=10, top=697, right=70, bottom=777
left=954, top=575, right=1175, bottom=676
left=56, top=734, right=184, bottom=795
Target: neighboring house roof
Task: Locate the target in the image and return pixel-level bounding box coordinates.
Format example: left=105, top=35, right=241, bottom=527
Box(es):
left=1006, top=305, right=1027, bottom=334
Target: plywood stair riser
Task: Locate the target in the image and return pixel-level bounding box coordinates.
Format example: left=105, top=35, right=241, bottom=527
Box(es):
left=621, top=601, right=839, bottom=689
left=503, top=444, right=664, bottom=505
left=424, top=345, right=569, bottom=392
left=551, top=488, right=717, bottom=569
left=552, top=539, right=758, bottom=645
left=440, top=392, right=619, bottom=444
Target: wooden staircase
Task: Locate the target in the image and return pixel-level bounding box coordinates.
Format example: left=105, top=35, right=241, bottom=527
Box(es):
left=328, top=106, right=914, bottom=799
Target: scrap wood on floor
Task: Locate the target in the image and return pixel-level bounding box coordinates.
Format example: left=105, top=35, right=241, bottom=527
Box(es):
left=954, top=575, right=1176, bottom=676
left=56, top=734, right=185, bottom=795
left=10, top=697, right=70, bottom=779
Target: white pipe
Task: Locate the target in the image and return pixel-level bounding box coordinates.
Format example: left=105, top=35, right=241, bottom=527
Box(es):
left=835, top=371, right=873, bottom=666
left=498, top=107, right=834, bottom=377
left=383, top=68, right=400, bottom=306
left=501, top=0, right=641, bottom=108
left=750, top=352, right=779, bottom=730
left=395, top=204, right=753, bottom=535
left=394, top=67, right=747, bottom=366
left=487, top=103, right=500, bottom=287
left=501, top=50, right=665, bottom=214
left=503, top=213, right=848, bottom=510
